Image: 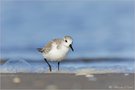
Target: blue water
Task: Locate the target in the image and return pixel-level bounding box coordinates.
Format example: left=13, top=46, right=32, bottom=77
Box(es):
left=0, top=0, right=135, bottom=73
left=0, top=58, right=134, bottom=73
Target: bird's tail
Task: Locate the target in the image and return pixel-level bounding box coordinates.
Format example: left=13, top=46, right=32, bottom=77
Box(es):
left=37, top=48, right=43, bottom=53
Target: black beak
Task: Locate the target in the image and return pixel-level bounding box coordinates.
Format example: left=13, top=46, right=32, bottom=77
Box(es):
left=69, top=44, right=74, bottom=51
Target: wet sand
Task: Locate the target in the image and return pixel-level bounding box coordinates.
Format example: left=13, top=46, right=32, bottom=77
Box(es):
left=0, top=73, right=134, bottom=90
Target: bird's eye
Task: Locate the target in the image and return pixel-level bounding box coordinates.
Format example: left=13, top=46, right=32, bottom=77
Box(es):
left=65, top=40, right=67, bottom=42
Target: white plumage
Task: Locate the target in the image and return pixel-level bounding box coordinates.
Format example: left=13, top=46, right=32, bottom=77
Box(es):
left=37, top=36, right=74, bottom=71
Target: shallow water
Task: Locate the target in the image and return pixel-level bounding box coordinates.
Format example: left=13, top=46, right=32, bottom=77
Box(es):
left=0, top=58, right=134, bottom=73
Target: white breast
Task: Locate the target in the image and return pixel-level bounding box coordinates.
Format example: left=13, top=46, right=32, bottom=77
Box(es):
left=43, top=44, right=69, bottom=61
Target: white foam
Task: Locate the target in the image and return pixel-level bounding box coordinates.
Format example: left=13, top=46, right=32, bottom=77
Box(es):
left=0, top=58, right=32, bottom=73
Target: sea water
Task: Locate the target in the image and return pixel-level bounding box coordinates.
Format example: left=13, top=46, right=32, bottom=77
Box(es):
left=0, top=57, right=134, bottom=73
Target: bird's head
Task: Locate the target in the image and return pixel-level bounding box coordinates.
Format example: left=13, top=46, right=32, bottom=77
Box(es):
left=63, top=36, right=74, bottom=51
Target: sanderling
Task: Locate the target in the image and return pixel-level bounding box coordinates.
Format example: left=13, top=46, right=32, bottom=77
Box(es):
left=37, top=36, right=74, bottom=72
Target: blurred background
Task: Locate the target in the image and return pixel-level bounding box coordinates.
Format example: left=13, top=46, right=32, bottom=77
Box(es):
left=0, top=0, right=135, bottom=73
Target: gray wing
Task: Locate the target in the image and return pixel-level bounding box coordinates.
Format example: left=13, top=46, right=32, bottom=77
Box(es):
left=41, top=38, right=63, bottom=54
left=52, top=39, right=63, bottom=49
left=42, top=41, right=53, bottom=54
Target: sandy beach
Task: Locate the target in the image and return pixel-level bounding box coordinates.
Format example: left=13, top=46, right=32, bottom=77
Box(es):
left=0, top=73, right=134, bottom=90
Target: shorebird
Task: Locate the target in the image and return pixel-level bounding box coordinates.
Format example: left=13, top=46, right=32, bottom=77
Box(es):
left=37, top=36, right=74, bottom=72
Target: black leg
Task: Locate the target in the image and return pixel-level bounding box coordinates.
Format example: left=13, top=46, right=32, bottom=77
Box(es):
left=44, top=58, right=52, bottom=72
left=58, top=62, right=60, bottom=71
